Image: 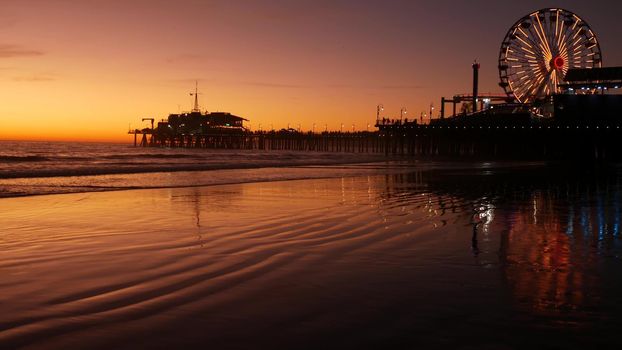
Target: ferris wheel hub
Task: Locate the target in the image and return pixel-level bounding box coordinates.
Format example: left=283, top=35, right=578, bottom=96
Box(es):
left=551, top=56, right=565, bottom=70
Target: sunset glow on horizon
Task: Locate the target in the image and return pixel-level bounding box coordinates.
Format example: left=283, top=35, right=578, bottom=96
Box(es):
left=2, top=0, right=621, bottom=142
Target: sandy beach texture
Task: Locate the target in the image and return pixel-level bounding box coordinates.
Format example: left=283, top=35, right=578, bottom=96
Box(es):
left=1, top=167, right=622, bottom=349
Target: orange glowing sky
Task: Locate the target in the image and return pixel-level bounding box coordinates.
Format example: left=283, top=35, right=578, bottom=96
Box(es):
left=1, top=0, right=621, bottom=142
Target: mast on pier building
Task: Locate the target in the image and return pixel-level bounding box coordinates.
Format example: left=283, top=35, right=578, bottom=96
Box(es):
left=190, top=81, right=201, bottom=112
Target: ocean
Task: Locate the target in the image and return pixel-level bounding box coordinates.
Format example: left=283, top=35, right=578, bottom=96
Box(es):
left=0, top=141, right=396, bottom=197
left=1, top=140, right=622, bottom=349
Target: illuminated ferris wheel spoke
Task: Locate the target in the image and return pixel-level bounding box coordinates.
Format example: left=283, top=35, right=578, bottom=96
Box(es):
left=514, top=81, right=533, bottom=97
left=536, top=69, right=553, bottom=96
left=553, top=12, right=563, bottom=48
left=529, top=29, right=552, bottom=65
left=556, top=14, right=569, bottom=50
left=557, top=20, right=570, bottom=59
left=551, top=70, right=560, bottom=93
left=545, top=14, right=558, bottom=53
left=554, top=13, right=562, bottom=40
left=559, top=32, right=570, bottom=60
left=510, top=40, right=536, bottom=57
left=517, top=27, right=542, bottom=54
left=533, top=14, right=553, bottom=59
left=499, top=8, right=601, bottom=103
left=516, top=27, right=546, bottom=58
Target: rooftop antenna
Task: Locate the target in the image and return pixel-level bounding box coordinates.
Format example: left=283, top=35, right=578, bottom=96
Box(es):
left=190, top=80, right=201, bottom=112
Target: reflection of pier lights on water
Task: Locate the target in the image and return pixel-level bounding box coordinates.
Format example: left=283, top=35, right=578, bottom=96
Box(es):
left=376, top=170, right=622, bottom=317
left=475, top=203, right=495, bottom=234
left=499, top=188, right=622, bottom=314
left=501, top=194, right=583, bottom=313
left=469, top=188, right=618, bottom=314
left=470, top=201, right=495, bottom=256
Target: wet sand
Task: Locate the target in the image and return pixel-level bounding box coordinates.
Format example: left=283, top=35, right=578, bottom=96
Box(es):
left=1, top=167, right=622, bottom=349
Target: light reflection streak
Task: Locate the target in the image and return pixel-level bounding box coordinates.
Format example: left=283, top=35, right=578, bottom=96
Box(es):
left=378, top=167, right=622, bottom=317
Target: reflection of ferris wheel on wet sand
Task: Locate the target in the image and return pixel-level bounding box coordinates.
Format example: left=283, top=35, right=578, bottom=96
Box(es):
left=498, top=8, right=602, bottom=104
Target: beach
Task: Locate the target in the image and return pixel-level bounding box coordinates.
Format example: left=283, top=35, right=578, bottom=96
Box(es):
left=3, top=1, right=622, bottom=348
left=2, top=162, right=622, bottom=349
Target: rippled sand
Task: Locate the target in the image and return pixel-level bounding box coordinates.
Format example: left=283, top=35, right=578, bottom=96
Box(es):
left=2, top=167, right=622, bottom=349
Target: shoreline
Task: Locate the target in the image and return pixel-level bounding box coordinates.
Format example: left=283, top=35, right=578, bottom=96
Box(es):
left=0, top=160, right=550, bottom=200
left=0, top=155, right=393, bottom=180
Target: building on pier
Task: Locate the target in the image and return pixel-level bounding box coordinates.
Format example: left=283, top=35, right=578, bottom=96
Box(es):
left=129, top=83, right=249, bottom=146
left=157, top=82, right=248, bottom=136
left=157, top=110, right=248, bottom=138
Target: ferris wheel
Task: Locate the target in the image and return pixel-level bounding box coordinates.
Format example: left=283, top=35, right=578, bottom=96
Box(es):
left=498, top=8, right=602, bottom=104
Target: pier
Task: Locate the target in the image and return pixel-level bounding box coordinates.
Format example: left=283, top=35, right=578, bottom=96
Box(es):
left=129, top=122, right=622, bottom=161
left=130, top=130, right=384, bottom=153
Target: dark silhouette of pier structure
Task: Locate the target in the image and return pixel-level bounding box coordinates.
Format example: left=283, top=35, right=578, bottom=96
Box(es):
left=129, top=119, right=622, bottom=161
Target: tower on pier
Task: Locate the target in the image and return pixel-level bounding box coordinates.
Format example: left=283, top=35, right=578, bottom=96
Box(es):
left=190, top=81, right=201, bottom=112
